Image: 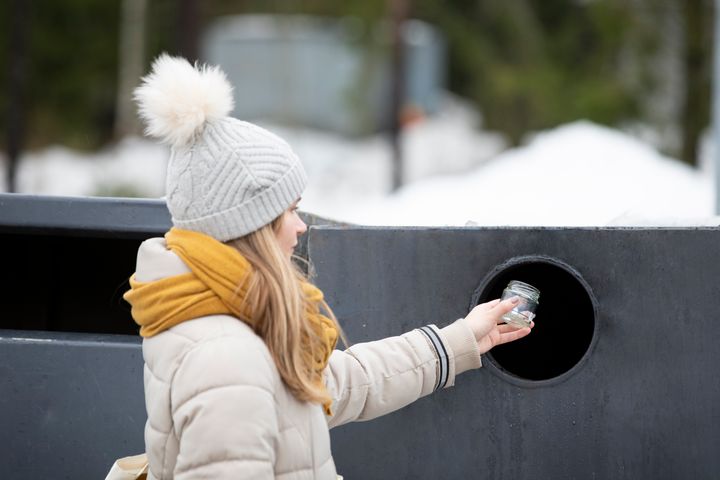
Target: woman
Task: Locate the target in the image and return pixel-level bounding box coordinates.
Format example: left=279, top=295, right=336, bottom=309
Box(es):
left=123, top=54, right=532, bottom=479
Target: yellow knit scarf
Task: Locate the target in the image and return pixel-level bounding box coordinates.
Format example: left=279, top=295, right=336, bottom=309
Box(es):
left=123, top=228, right=338, bottom=413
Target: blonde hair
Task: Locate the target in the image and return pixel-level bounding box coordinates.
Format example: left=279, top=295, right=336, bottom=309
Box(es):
left=228, top=215, right=346, bottom=406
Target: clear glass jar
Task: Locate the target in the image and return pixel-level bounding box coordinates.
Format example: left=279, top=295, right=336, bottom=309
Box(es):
left=500, top=280, right=540, bottom=328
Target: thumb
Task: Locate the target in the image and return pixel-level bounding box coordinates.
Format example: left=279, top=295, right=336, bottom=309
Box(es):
left=492, top=296, right=520, bottom=315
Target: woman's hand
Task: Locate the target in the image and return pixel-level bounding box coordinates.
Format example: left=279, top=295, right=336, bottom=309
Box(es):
left=464, top=298, right=533, bottom=355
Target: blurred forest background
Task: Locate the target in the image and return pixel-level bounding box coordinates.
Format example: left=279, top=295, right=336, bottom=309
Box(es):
left=0, top=0, right=715, bottom=192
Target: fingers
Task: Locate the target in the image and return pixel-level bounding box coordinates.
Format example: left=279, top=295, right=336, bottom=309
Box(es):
left=475, top=297, right=517, bottom=316
left=476, top=298, right=500, bottom=312
left=491, top=296, right=520, bottom=315
left=497, top=320, right=535, bottom=332
left=496, top=326, right=532, bottom=345
left=497, top=323, right=523, bottom=334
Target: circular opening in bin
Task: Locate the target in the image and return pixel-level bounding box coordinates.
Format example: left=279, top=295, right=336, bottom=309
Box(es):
left=471, top=255, right=597, bottom=384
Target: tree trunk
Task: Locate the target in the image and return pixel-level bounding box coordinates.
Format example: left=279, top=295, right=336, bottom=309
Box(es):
left=115, top=0, right=147, bottom=139
left=177, top=0, right=200, bottom=62
left=389, top=0, right=409, bottom=191
left=6, top=0, right=30, bottom=193
left=680, top=0, right=713, bottom=166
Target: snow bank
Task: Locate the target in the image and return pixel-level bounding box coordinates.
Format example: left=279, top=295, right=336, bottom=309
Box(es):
left=13, top=137, right=167, bottom=198
left=2, top=99, right=716, bottom=227
left=326, top=121, right=715, bottom=226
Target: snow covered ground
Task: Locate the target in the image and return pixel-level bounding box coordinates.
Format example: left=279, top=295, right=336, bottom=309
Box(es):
left=2, top=94, right=717, bottom=227
left=331, top=121, right=716, bottom=227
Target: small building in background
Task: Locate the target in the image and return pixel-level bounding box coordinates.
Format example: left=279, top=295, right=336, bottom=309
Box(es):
left=202, top=15, right=446, bottom=136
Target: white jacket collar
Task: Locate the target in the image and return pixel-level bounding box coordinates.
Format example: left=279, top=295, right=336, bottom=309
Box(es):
left=134, top=237, right=190, bottom=282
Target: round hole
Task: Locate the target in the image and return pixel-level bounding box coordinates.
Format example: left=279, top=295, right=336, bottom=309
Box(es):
left=471, top=255, right=598, bottom=385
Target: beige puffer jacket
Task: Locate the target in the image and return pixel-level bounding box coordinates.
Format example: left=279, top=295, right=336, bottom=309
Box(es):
left=136, top=238, right=483, bottom=479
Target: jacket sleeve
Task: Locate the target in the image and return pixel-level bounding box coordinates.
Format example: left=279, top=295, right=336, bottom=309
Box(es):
left=325, top=318, right=482, bottom=428
left=170, top=336, right=278, bottom=479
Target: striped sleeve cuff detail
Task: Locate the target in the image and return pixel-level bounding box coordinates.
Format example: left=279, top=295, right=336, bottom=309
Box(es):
left=418, top=326, right=449, bottom=391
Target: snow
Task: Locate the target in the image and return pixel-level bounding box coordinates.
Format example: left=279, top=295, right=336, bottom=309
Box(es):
left=337, top=121, right=715, bottom=227
left=14, top=137, right=166, bottom=198
left=271, top=95, right=508, bottom=223
left=2, top=94, right=717, bottom=227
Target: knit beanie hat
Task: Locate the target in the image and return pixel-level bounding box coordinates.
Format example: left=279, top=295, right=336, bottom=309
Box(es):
left=134, top=54, right=307, bottom=242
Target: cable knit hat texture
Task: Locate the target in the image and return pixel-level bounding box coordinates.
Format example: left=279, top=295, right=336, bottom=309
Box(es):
left=134, top=54, right=307, bottom=241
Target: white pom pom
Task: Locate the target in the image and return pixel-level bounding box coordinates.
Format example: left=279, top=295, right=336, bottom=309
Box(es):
left=134, top=54, right=234, bottom=148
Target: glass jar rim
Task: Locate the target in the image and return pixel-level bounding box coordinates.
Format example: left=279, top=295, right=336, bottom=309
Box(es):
left=505, top=280, right=540, bottom=302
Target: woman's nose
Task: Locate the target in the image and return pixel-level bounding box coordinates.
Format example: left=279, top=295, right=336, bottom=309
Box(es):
left=297, top=218, right=308, bottom=236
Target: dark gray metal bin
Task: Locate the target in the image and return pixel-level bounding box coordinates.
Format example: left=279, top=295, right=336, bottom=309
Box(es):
left=0, top=194, right=333, bottom=334
left=0, top=193, right=341, bottom=479
left=0, top=194, right=172, bottom=335
left=2, top=194, right=719, bottom=479
left=0, top=194, right=169, bottom=478
left=0, top=331, right=146, bottom=479
left=309, top=226, right=720, bottom=480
